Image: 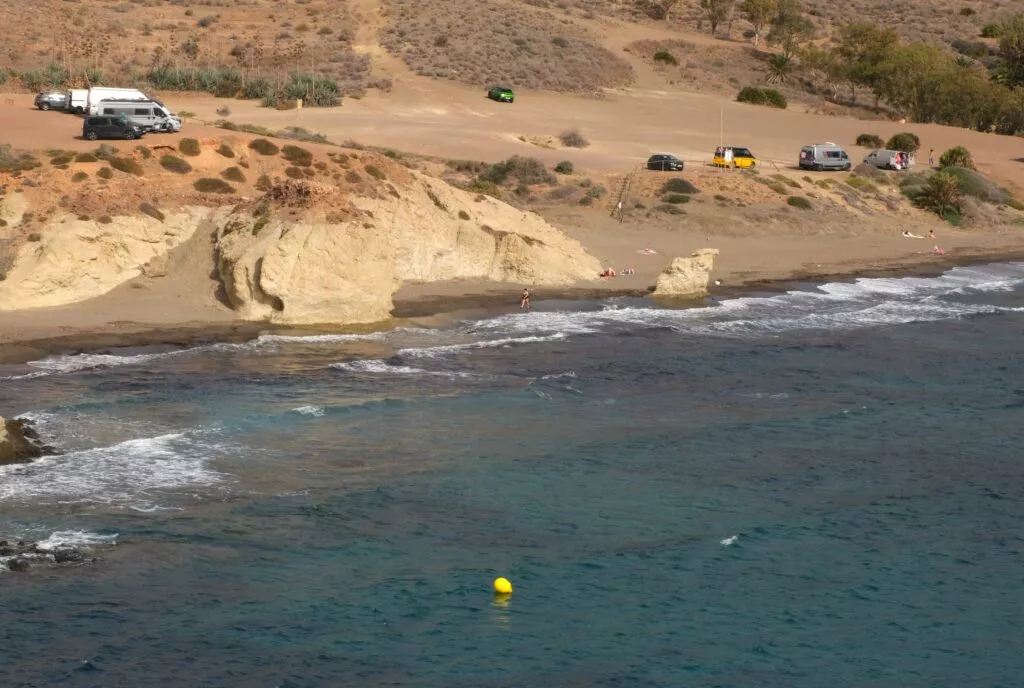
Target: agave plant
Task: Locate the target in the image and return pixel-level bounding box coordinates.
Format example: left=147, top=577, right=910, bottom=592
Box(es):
left=766, top=54, right=793, bottom=84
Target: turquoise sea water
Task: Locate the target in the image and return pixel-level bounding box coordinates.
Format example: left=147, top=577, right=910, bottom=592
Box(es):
left=1, top=263, right=1023, bottom=687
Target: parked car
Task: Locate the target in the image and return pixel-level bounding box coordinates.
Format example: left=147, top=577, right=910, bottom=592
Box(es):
left=82, top=116, right=146, bottom=141
left=34, top=91, right=67, bottom=111
left=798, top=142, right=851, bottom=171
left=863, top=149, right=911, bottom=171
left=646, top=153, right=685, bottom=171
left=713, top=146, right=757, bottom=169
left=487, top=86, right=515, bottom=103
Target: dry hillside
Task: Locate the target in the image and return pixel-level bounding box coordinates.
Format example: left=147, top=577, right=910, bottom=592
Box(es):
left=380, top=0, right=635, bottom=91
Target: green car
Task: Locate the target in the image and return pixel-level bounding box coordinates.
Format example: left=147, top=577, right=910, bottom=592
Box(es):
left=487, top=86, right=515, bottom=103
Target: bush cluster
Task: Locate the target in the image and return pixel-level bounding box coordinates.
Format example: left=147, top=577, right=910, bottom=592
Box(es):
left=855, top=134, right=885, bottom=149
left=736, top=86, right=787, bottom=109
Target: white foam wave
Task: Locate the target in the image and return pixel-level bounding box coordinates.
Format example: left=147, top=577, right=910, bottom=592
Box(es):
left=329, top=359, right=478, bottom=378
left=0, top=433, right=226, bottom=506
left=291, top=405, right=326, bottom=417
left=399, top=333, right=569, bottom=358
left=454, top=263, right=1024, bottom=342
left=540, top=371, right=577, bottom=380
left=254, top=332, right=387, bottom=345
left=34, top=530, right=119, bottom=551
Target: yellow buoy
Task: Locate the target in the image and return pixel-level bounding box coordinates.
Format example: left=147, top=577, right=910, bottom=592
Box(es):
left=493, top=577, right=513, bottom=595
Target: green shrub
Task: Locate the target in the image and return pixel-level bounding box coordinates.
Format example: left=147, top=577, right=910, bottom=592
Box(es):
left=654, top=203, right=685, bottom=215
left=97, top=167, right=113, bottom=179
left=659, top=178, right=699, bottom=195
left=756, top=177, right=788, bottom=194
left=178, top=138, right=201, bottom=157
left=364, top=164, right=385, bottom=180
left=216, top=144, right=235, bottom=158
left=284, top=167, right=305, bottom=180
left=787, top=195, right=813, bottom=210
left=466, top=179, right=502, bottom=197
left=281, top=145, right=313, bottom=167
left=886, top=132, right=921, bottom=153
left=74, top=152, right=98, bottom=163
left=97, top=215, right=112, bottom=224
left=938, top=146, right=975, bottom=170
left=559, top=129, right=589, bottom=148
left=941, top=166, right=1014, bottom=205
left=585, top=184, right=607, bottom=199
left=772, top=174, right=801, bottom=188
left=160, top=155, right=192, bottom=174
left=980, top=23, right=1002, bottom=38
left=109, top=157, right=144, bottom=176
left=345, top=170, right=362, bottom=183
left=70, top=171, right=88, bottom=183
left=248, top=139, right=280, bottom=156
left=255, top=174, right=272, bottom=191
left=653, top=50, right=677, bottom=65
left=737, top=86, right=787, bottom=109
left=479, top=156, right=556, bottom=187
left=221, top=166, right=246, bottom=182
left=458, top=210, right=471, bottom=220
left=554, top=160, right=574, bottom=174
left=856, top=134, right=885, bottom=149
left=846, top=175, right=880, bottom=194
left=50, top=154, right=73, bottom=166
left=664, top=193, right=690, bottom=204
left=139, top=202, right=165, bottom=222
left=194, top=178, right=236, bottom=194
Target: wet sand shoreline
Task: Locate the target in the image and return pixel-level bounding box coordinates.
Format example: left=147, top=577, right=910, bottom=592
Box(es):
left=2, top=247, right=1022, bottom=367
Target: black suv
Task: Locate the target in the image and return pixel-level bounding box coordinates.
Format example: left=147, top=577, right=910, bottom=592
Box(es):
left=646, top=153, right=684, bottom=171
left=34, top=91, right=67, bottom=111
left=83, top=116, right=146, bottom=141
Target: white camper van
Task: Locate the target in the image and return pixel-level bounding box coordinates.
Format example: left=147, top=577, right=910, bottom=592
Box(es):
left=93, top=99, right=182, bottom=132
left=67, top=89, right=89, bottom=114
left=86, top=87, right=150, bottom=115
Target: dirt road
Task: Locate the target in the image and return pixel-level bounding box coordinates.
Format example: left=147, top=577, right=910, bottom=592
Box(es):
left=4, top=71, right=1024, bottom=188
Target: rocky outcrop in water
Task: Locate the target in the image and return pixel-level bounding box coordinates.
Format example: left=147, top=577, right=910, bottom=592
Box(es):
left=0, top=416, right=55, bottom=466
left=0, top=539, right=93, bottom=573
left=652, top=249, right=719, bottom=298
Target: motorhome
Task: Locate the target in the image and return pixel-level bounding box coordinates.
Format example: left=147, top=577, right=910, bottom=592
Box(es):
left=67, top=89, right=88, bottom=114
left=798, top=142, right=852, bottom=171
left=86, top=87, right=150, bottom=115
left=93, top=99, right=181, bottom=132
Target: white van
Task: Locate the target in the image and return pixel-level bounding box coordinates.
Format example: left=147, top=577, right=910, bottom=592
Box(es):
left=798, top=142, right=852, bottom=171
left=86, top=87, right=150, bottom=115
left=67, top=89, right=88, bottom=114
left=94, top=100, right=182, bottom=132
left=863, top=149, right=911, bottom=171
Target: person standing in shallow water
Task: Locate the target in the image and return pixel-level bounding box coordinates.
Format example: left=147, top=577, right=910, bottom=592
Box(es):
left=520, top=288, right=531, bottom=311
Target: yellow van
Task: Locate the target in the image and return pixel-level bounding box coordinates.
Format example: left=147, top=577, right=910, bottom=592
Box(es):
left=713, top=146, right=758, bottom=168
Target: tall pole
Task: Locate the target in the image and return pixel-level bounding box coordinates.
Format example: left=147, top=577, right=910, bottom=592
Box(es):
left=720, top=106, right=724, bottom=147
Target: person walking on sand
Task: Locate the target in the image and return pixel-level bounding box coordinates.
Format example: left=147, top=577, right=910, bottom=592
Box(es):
left=928, top=149, right=935, bottom=166
left=520, top=288, right=531, bottom=311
